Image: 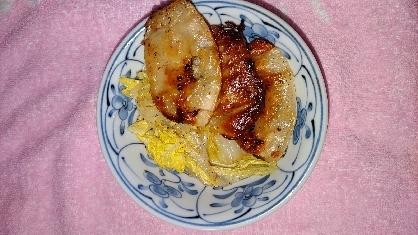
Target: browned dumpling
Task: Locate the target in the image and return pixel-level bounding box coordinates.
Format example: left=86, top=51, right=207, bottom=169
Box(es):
left=207, top=23, right=265, bottom=140
left=240, top=38, right=297, bottom=162
left=143, top=0, right=222, bottom=126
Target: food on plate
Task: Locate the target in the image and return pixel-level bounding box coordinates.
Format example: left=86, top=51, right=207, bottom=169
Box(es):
left=207, top=22, right=296, bottom=163
left=237, top=38, right=296, bottom=162
left=143, top=0, right=222, bottom=126
left=120, top=0, right=296, bottom=186
left=207, top=22, right=265, bottom=140
left=121, top=73, right=277, bottom=186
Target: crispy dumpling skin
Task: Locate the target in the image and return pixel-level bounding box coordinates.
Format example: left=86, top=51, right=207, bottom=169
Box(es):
left=208, top=23, right=265, bottom=139
left=143, top=0, right=222, bottom=126
left=237, top=38, right=296, bottom=162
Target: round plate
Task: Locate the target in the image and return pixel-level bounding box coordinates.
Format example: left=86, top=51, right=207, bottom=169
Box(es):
left=97, top=0, right=328, bottom=230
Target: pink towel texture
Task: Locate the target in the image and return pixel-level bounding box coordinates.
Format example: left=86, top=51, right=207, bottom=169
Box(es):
left=0, top=0, right=417, bottom=234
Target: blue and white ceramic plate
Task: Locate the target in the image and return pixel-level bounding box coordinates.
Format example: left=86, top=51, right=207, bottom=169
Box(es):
left=97, top=0, right=328, bottom=230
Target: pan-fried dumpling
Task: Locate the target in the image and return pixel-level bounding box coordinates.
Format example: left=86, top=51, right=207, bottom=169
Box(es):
left=143, top=0, right=222, bottom=126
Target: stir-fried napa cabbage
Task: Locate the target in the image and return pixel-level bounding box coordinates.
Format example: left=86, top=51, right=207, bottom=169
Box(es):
left=119, top=71, right=277, bottom=186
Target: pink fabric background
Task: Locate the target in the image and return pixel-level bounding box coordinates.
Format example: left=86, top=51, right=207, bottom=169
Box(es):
left=1, top=0, right=417, bottom=234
